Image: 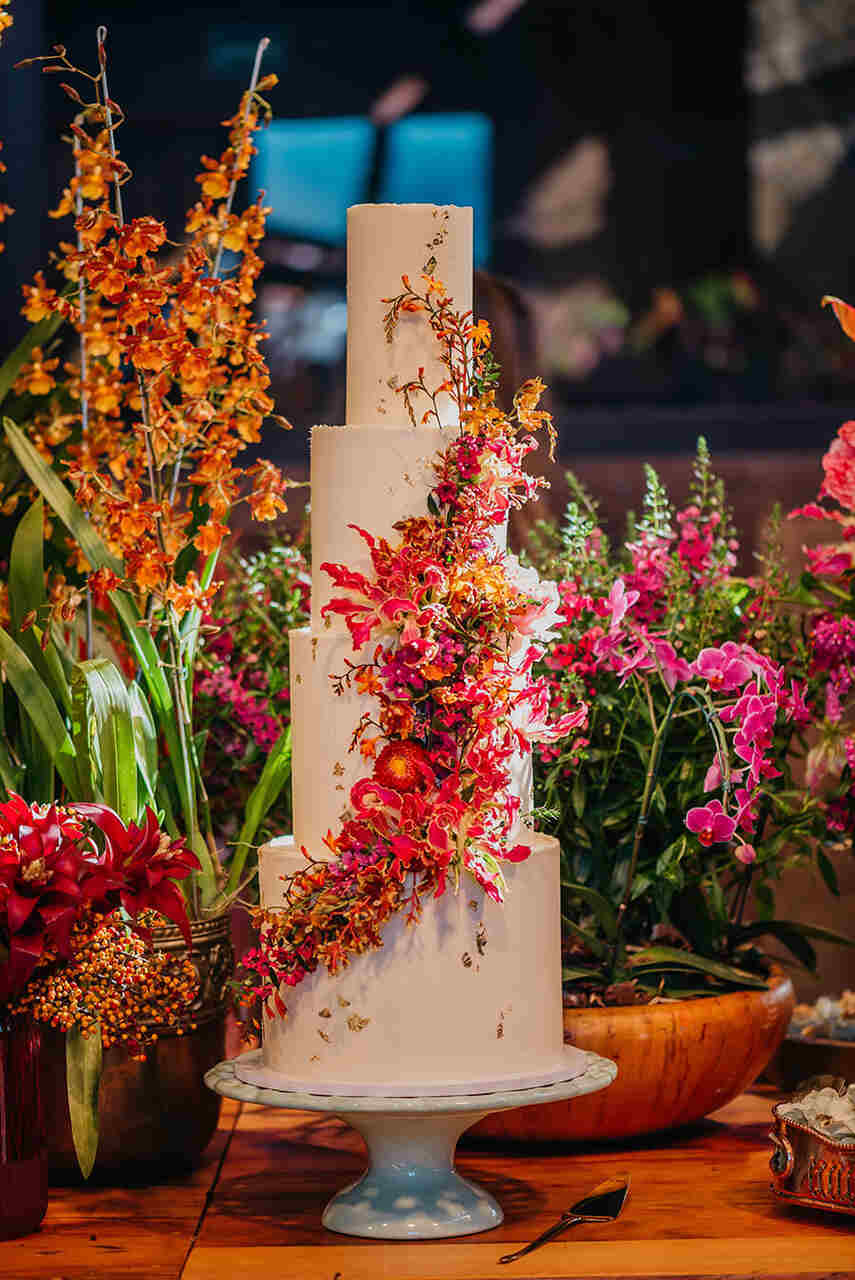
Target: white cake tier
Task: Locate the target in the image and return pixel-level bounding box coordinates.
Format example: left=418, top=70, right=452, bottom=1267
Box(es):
left=289, top=625, right=533, bottom=852
left=310, top=422, right=449, bottom=629
left=346, top=204, right=473, bottom=431
left=244, top=829, right=585, bottom=1096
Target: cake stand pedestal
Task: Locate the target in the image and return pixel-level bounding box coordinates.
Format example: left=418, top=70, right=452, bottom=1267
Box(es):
left=205, top=1049, right=616, bottom=1239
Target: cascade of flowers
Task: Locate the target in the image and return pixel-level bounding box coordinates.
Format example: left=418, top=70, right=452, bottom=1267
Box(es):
left=788, top=294, right=855, bottom=836
left=239, top=274, right=587, bottom=1019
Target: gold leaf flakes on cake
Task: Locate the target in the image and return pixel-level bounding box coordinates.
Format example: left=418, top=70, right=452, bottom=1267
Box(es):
left=310, top=1054, right=320, bottom=1062
left=295, top=673, right=303, bottom=685
left=387, top=374, right=399, bottom=390
left=311, top=637, right=318, bottom=660
left=319, top=1008, right=332, bottom=1018
left=318, top=1029, right=331, bottom=1043
left=337, top=996, right=351, bottom=1008
left=333, top=762, right=345, bottom=776
left=476, top=925, right=488, bottom=956
left=461, top=952, right=473, bottom=968
left=496, top=1023, right=504, bottom=1039
left=335, top=784, right=345, bottom=791
left=347, top=1014, right=370, bottom=1033
left=468, top=899, right=478, bottom=912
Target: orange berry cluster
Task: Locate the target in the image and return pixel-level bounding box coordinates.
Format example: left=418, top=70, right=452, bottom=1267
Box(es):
left=11, top=910, right=198, bottom=1059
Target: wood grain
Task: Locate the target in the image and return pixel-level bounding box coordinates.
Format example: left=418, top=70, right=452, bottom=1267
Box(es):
left=7, top=1090, right=855, bottom=1279
left=472, top=975, right=795, bottom=1142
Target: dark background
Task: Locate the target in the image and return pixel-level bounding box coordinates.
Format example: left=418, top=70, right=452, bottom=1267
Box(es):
left=2, top=1, right=855, bottom=457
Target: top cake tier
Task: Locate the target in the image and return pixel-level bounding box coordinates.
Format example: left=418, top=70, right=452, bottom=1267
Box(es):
left=345, top=204, right=473, bottom=429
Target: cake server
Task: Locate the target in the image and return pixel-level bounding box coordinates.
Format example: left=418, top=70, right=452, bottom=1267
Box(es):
left=498, top=1173, right=631, bottom=1264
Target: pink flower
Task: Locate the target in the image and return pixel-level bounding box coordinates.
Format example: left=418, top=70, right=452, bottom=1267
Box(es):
left=734, top=843, right=756, bottom=865
left=694, top=643, right=753, bottom=691
left=651, top=639, right=692, bottom=691
left=604, top=578, right=639, bottom=630
left=822, top=421, right=855, bottom=511
left=685, top=799, right=736, bottom=846
left=703, top=760, right=722, bottom=792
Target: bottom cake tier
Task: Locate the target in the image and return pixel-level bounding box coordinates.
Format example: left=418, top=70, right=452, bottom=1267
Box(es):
left=238, top=830, right=587, bottom=1097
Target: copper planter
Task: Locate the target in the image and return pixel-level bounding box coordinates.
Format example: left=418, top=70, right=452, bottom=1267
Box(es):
left=770, top=1080, right=855, bottom=1216
left=41, top=914, right=234, bottom=1179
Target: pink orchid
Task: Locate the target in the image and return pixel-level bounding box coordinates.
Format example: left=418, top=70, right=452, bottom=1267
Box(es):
left=694, top=643, right=753, bottom=691
left=734, top=843, right=756, bottom=865
left=651, top=638, right=692, bottom=691
left=685, top=799, right=736, bottom=846
left=703, top=760, right=722, bottom=792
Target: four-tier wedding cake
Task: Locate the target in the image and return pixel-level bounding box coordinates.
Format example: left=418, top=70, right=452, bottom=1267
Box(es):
left=236, top=204, right=588, bottom=1097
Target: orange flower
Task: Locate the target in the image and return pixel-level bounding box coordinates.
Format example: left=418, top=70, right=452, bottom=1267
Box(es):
left=13, top=348, right=60, bottom=398
left=193, top=521, right=229, bottom=556
left=21, top=271, right=58, bottom=323
left=119, top=216, right=167, bottom=259
left=197, top=157, right=230, bottom=200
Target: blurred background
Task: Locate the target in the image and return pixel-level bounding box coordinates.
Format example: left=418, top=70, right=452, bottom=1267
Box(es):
left=2, top=0, right=855, bottom=991
left=3, top=2, right=855, bottom=536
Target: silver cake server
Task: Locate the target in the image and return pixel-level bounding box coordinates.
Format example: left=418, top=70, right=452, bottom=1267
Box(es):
left=498, top=1172, right=631, bottom=1264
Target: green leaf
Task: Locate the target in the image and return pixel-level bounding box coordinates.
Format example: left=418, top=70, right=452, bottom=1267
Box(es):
left=66, top=1021, right=102, bottom=1179
left=736, top=919, right=855, bottom=949
left=562, top=965, right=602, bottom=983
left=0, top=626, right=81, bottom=796
left=560, top=880, right=618, bottom=940
left=0, top=312, right=65, bottom=410
left=71, top=659, right=138, bottom=821
left=629, top=945, right=769, bottom=989
left=571, top=772, right=586, bottom=819
left=561, top=914, right=610, bottom=960
left=127, top=681, right=159, bottom=813
left=817, top=847, right=841, bottom=897
left=219, top=727, right=291, bottom=904
left=669, top=884, right=716, bottom=954
left=3, top=418, right=123, bottom=577
left=8, top=499, right=71, bottom=715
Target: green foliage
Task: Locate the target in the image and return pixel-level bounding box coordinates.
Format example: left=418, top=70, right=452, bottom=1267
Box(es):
left=532, top=439, right=836, bottom=1000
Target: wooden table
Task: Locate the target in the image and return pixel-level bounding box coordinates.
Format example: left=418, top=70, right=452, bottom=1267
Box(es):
left=4, top=1089, right=854, bottom=1280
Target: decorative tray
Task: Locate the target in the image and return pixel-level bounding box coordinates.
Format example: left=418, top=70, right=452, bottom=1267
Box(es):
left=769, top=1076, right=855, bottom=1216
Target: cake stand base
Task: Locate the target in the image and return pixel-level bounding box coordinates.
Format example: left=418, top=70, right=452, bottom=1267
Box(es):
left=205, top=1049, right=616, bottom=1239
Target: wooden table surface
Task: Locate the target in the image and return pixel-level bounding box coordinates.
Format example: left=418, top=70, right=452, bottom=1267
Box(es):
left=4, top=1088, right=854, bottom=1280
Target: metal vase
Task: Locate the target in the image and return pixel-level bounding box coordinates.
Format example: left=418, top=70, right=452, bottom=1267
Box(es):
left=41, top=913, right=234, bottom=1180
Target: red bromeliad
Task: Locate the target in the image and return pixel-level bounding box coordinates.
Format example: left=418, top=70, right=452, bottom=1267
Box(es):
left=0, top=792, right=197, bottom=1003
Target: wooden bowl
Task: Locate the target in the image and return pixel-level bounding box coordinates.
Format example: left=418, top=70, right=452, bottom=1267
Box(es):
left=469, top=972, right=794, bottom=1143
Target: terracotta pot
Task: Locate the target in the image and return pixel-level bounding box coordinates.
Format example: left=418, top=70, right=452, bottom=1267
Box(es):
left=469, top=971, right=794, bottom=1143
left=41, top=914, right=234, bottom=1179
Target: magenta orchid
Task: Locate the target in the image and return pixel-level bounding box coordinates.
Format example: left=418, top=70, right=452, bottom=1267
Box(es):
left=685, top=800, right=737, bottom=847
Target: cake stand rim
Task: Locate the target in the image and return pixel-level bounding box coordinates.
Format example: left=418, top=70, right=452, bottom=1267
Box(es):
left=204, top=1047, right=616, bottom=1114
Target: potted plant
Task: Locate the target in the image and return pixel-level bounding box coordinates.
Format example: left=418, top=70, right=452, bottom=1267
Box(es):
left=0, top=788, right=198, bottom=1227
left=0, top=31, right=294, bottom=1172
left=474, top=441, right=852, bottom=1141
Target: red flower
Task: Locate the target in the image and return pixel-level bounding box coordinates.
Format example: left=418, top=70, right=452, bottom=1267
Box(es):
left=0, top=795, right=94, bottom=1001
left=72, top=804, right=198, bottom=945
left=373, top=741, right=432, bottom=793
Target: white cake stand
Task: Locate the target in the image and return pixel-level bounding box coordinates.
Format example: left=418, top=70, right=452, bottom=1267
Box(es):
left=205, top=1048, right=616, bottom=1240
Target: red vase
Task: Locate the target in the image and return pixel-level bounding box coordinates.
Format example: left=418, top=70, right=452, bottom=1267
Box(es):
left=0, top=1013, right=47, bottom=1239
